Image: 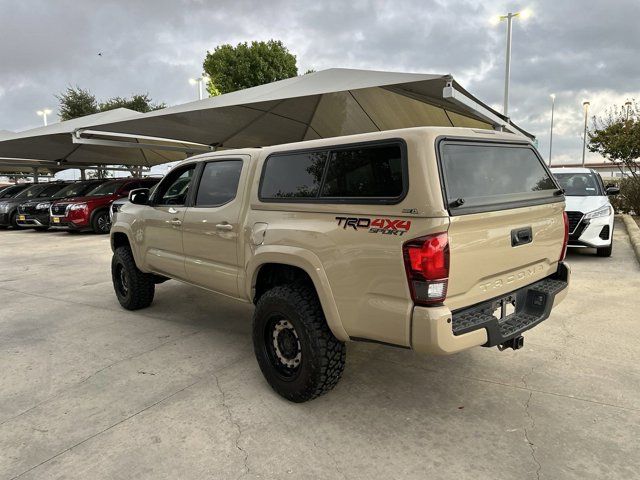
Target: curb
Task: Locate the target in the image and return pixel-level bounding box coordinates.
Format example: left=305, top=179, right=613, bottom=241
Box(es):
left=620, top=214, right=640, bottom=265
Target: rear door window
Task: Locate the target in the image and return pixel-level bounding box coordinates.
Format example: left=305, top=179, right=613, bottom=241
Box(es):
left=439, top=142, right=558, bottom=213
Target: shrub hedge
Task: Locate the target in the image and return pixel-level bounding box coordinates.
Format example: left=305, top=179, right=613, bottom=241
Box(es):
left=603, top=176, right=640, bottom=214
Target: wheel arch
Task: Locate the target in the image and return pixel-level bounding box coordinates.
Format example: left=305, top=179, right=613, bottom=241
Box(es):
left=89, top=206, right=110, bottom=225
left=247, top=247, right=349, bottom=342
left=110, top=227, right=146, bottom=272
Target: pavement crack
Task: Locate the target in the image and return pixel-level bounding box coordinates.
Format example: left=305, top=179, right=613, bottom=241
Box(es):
left=523, top=392, right=542, bottom=480
left=521, top=366, right=535, bottom=389
left=364, top=354, right=640, bottom=413
left=313, top=440, right=347, bottom=480
left=9, top=377, right=204, bottom=480
left=0, top=330, right=202, bottom=426
left=212, top=371, right=250, bottom=479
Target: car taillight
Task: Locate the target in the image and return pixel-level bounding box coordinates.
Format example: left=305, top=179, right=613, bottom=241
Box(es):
left=560, top=211, right=569, bottom=261
left=403, top=232, right=449, bottom=305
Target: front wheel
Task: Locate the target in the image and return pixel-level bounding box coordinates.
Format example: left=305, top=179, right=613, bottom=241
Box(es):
left=111, top=246, right=155, bottom=310
left=9, top=211, right=21, bottom=229
left=91, top=210, right=111, bottom=234
left=252, top=284, right=346, bottom=402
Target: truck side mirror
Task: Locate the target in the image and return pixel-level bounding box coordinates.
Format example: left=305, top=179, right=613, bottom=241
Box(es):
left=605, top=186, right=620, bottom=196
left=129, top=188, right=150, bottom=205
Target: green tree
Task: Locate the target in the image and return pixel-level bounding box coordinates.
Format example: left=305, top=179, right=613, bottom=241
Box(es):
left=589, top=100, right=640, bottom=179
left=56, top=87, right=99, bottom=121
left=56, top=88, right=166, bottom=177
left=99, top=94, right=165, bottom=113
left=203, top=40, right=298, bottom=96
left=58, top=88, right=165, bottom=122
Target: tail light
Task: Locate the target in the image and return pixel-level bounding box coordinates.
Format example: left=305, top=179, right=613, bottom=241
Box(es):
left=559, top=211, right=569, bottom=261
left=402, top=232, right=449, bottom=305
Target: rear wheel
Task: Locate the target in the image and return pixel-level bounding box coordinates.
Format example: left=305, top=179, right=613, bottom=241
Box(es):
left=252, top=284, right=346, bottom=402
left=91, top=210, right=111, bottom=234
left=111, top=246, right=155, bottom=310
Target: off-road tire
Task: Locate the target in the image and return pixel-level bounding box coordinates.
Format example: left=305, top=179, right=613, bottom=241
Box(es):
left=596, top=242, right=613, bottom=257
left=91, top=210, right=111, bottom=234
left=111, top=246, right=155, bottom=310
left=252, top=284, right=346, bottom=402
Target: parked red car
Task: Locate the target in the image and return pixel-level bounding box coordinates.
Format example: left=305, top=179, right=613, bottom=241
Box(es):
left=49, top=177, right=160, bottom=233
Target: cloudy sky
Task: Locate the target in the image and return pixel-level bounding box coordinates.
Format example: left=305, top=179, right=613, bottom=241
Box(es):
left=1, top=0, right=639, bottom=169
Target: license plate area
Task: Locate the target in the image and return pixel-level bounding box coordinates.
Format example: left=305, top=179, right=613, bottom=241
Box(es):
left=18, top=215, right=25, bottom=221
left=487, top=295, right=517, bottom=323
left=52, top=217, right=60, bottom=223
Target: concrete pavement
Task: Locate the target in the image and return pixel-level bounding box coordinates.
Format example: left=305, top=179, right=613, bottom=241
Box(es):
left=1, top=221, right=639, bottom=479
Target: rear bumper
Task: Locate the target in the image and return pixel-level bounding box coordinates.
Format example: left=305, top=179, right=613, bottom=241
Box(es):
left=411, top=262, right=570, bottom=355
left=0, top=212, right=10, bottom=226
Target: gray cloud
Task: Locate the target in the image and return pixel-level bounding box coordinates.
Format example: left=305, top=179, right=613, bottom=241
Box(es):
left=1, top=0, right=638, bottom=166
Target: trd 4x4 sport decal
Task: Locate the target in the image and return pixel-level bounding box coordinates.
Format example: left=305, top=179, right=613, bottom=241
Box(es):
left=335, top=217, right=412, bottom=236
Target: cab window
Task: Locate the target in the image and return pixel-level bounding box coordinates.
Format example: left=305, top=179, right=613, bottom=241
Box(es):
left=194, top=160, right=243, bottom=207
left=154, top=165, right=196, bottom=206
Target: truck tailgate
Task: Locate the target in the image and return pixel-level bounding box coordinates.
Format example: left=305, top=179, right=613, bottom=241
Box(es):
left=445, top=201, right=565, bottom=311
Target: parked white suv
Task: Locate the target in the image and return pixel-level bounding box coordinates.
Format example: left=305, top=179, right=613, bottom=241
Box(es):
left=551, top=167, right=618, bottom=257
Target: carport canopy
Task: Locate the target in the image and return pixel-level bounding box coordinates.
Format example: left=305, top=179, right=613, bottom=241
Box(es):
left=0, top=108, right=211, bottom=172
left=86, top=68, right=533, bottom=150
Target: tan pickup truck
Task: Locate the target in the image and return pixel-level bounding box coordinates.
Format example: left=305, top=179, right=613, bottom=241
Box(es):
left=110, top=126, right=570, bottom=402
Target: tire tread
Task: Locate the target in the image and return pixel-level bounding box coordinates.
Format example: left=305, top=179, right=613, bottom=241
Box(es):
left=253, top=284, right=346, bottom=402
left=111, top=246, right=155, bottom=310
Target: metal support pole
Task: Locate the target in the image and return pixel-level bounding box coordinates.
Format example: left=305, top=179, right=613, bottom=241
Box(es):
left=582, top=101, right=590, bottom=167
left=503, top=14, right=514, bottom=116
left=32, top=167, right=39, bottom=183
left=548, top=95, right=555, bottom=166
left=80, top=168, right=86, bottom=180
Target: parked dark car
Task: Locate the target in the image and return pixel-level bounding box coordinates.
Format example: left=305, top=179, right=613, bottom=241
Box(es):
left=0, top=183, right=70, bottom=229
left=50, top=177, right=161, bottom=234
left=0, top=184, right=31, bottom=199
left=16, top=179, right=108, bottom=230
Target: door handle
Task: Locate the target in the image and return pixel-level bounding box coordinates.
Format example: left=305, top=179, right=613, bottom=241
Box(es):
left=511, top=227, right=532, bottom=246
left=216, top=223, right=233, bottom=231
left=170, top=219, right=182, bottom=226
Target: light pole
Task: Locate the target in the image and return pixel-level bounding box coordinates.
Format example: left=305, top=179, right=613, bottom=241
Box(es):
left=494, top=9, right=531, bottom=117
left=36, top=108, right=52, bottom=126
left=582, top=101, right=590, bottom=167
left=189, top=74, right=210, bottom=100
left=548, top=94, right=555, bottom=166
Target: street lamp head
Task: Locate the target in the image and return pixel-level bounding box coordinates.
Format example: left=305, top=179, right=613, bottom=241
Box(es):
left=490, top=14, right=502, bottom=26
left=519, top=8, right=533, bottom=20
left=550, top=94, right=556, bottom=100
left=583, top=101, right=590, bottom=108
left=36, top=109, right=51, bottom=116
left=188, top=78, right=197, bottom=85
